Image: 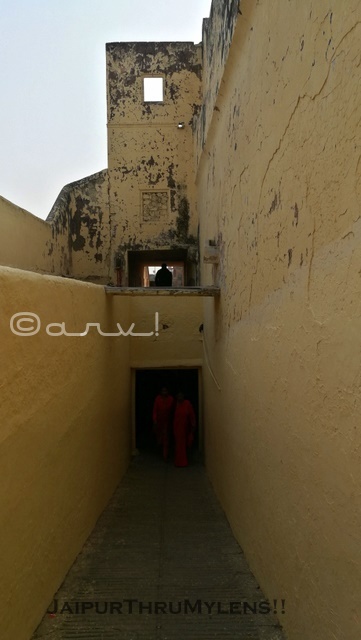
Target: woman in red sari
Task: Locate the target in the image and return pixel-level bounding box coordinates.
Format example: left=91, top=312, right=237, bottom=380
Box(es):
left=173, top=391, right=196, bottom=467
left=152, top=386, right=174, bottom=461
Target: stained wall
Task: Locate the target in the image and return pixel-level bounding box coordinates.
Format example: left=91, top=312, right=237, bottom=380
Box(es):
left=1, top=44, right=203, bottom=286
left=197, top=1, right=361, bottom=639
left=195, top=0, right=239, bottom=158
left=107, top=42, right=202, bottom=283
left=47, top=170, right=111, bottom=282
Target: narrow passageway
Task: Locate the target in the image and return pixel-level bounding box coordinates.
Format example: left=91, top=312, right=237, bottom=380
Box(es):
left=32, top=454, right=286, bottom=639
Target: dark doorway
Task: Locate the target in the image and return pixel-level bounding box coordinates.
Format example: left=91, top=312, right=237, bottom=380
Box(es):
left=135, top=368, right=199, bottom=453
left=128, top=249, right=198, bottom=287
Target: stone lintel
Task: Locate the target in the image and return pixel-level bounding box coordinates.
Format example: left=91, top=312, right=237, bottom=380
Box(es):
left=104, top=286, right=220, bottom=297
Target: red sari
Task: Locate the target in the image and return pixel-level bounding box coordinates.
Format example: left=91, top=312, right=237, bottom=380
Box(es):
left=173, top=399, right=196, bottom=467
left=152, top=394, right=174, bottom=460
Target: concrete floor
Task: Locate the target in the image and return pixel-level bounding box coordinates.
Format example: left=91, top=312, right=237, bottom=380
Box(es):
left=32, top=452, right=287, bottom=640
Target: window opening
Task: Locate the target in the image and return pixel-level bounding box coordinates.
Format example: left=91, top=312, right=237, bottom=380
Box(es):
left=143, top=77, right=164, bottom=102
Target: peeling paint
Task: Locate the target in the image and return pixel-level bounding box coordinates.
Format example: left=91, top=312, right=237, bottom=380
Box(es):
left=106, top=40, right=202, bottom=284
left=46, top=170, right=110, bottom=282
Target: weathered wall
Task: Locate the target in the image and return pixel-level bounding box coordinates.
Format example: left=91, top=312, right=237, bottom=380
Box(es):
left=0, top=171, right=110, bottom=282
left=0, top=267, right=131, bottom=640
left=195, top=0, right=239, bottom=158
left=0, top=195, right=70, bottom=275
left=1, top=42, right=203, bottom=285
left=107, top=42, right=202, bottom=283
left=197, top=1, right=361, bottom=639
left=47, top=170, right=111, bottom=282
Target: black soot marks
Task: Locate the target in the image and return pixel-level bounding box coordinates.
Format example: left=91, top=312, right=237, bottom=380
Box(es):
left=292, top=203, right=299, bottom=227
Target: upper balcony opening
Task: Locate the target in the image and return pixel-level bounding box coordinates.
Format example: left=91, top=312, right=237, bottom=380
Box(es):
left=128, top=249, right=187, bottom=287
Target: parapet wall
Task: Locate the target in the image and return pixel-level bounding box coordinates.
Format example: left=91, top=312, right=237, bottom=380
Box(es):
left=48, top=170, right=111, bottom=282
left=0, top=267, right=132, bottom=640
left=0, top=195, right=70, bottom=275
left=0, top=170, right=112, bottom=283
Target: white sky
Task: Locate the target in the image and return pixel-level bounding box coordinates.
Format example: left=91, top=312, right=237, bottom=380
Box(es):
left=0, top=0, right=212, bottom=220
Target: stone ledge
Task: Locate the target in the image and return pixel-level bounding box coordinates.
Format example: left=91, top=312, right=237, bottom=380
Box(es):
left=104, top=286, right=220, bottom=296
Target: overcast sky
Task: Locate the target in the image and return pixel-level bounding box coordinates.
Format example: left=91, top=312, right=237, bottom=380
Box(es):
left=0, top=0, right=212, bottom=220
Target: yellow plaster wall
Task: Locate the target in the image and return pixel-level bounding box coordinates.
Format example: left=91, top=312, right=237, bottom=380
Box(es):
left=0, top=196, right=70, bottom=275
left=129, top=294, right=203, bottom=456
left=129, top=296, right=203, bottom=368
left=197, top=1, right=361, bottom=639
left=0, top=267, right=131, bottom=640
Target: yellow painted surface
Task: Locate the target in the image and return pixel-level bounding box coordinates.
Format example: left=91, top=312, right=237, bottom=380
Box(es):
left=1, top=1, right=359, bottom=638
left=129, top=296, right=203, bottom=368
left=0, top=196, right=69, bottom=275
left=0, top=267, right=131, bottom=640
left=197, top=2, right=361, bottom=639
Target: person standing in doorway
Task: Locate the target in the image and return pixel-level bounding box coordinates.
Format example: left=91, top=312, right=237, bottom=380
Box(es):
left=152, top=386, right=174, bottom=461
left=173, top=391, right=196, bottom=467
left=155, top=263, right=172, bottom=286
